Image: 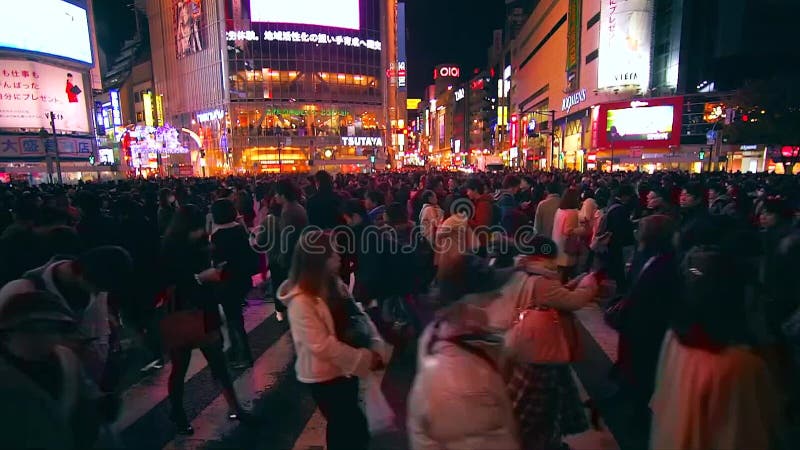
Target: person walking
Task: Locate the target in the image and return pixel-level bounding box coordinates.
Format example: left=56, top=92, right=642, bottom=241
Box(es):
left=419, top=190, right=444, bottom=247
left=277, top=231, right=387, bottom=450
left=552, top=188, right=585, bottom=283
left=160, top=205, right=249, bottom=435
left=534, top=182, right=562, bottom=238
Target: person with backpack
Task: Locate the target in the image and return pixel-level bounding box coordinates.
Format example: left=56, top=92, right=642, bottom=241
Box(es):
left=210, top=198, right=258, bottom=369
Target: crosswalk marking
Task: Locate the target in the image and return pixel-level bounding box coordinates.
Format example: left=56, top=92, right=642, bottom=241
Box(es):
left=112, top=302, right=275, bottom=433
left=163, top=332, right=295, bottom=450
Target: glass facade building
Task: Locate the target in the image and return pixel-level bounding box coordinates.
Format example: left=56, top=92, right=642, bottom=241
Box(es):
left=147, top=0, right=395, bottom=175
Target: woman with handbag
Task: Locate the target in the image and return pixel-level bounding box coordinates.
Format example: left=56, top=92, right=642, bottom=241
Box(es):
left=552, top=189, right=587, bottom=283
left=503, top=236, right=599, bottom=450
left=160, top=205, right=249, bottom=435
left=277, top=231, right=387, bottom=450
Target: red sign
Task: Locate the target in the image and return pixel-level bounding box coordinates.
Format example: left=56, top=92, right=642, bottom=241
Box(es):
left=386, top=69, right=395, bottom=78
left=781, top=146, right=799, bottom=158
left=434, top=65, right=460, bottom=79
left=398, top=69, right=407, bottom=77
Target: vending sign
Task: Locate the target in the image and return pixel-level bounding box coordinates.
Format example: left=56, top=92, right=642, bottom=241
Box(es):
left=0, top=59, right=90, bottom=133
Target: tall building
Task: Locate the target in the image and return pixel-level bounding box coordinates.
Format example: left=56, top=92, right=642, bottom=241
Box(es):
left=145, top=0, right=401, bottom=175
left=0, top=0, right=103, bottom=183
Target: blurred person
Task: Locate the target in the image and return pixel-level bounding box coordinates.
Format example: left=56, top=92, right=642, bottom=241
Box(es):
left=496, top=175, right=522, bottom=233
left=277, top=231, right=387, bottom=450
left=409, top=225, right=519, bottom=450
left=307, top=171, right=342, bottom=229
left=160, top=205, right=250, bottom=434
left=364, top=190, right=386, bottom=226
left=157, top=188, right=177, bottom=236
left=645, top=188, right=679, bottom=220
left=552, top=188, right=586, bottom=283
left=210, top=199, right=258, bottom=369
left=707, top=182, right=736, bottom=217
left=419, top=190, right=444, bottom=246
left=0, top=246, right=133, bottom=389
left=598, top=185, right=636, bottom=291
left=677, top=182, right=715, bottom=254
left=610, top=215, right=680, bottom=432
left=0, top=291, right=117, bottom=449
left=533, top=182, right=562, bottom=238
left=500, top=236, right=599, bottom=450
left=649, top=244, right=782, bottom=450
left=465, top=177, right=495, bottom=248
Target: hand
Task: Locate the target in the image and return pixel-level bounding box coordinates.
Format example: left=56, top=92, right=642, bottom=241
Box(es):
left=197, top=267, right=222, bottom=283
left=521, top=201, right=532, bottom=209
left=369, top=350, right=384, bottom=371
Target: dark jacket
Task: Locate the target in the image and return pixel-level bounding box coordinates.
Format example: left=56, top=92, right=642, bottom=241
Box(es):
left=307, top=189, right=341, bottom=229
left=161, top=237, right=221, bottom=332
left=278, top=201, right=308, bottom=268
left=616, top=251, right=680, bottom=403
left=211, top=224, right=256, bottom=301
left=677, top=205, right=715, bottom=253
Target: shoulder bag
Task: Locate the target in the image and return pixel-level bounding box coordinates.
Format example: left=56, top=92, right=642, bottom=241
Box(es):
left=159, top=286, right=209, bottom=352
left=505, top=273, right=574, bottom=364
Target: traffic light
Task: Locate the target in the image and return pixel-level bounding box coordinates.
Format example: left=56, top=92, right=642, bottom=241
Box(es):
left=699, top=150, right=706, bottom=160
left=88, top=154, right=95, bottom=165
left=370, top=155, right=376, bottom=163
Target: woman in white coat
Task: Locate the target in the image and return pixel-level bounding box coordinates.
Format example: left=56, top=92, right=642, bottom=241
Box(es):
left=278, top=231, right=387, bottom=450
left=551, top=188, right=586, bottom=283
left=408, top=220, right=519, bottom=450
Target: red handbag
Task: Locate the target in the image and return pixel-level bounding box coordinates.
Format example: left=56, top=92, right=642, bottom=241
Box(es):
left=159, top=286, right=209, bottom=352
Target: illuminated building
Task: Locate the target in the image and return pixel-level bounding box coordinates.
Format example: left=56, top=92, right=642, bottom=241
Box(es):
left=145, top=0, right=403, bottom=175
left=0, top=0, right=105, bottom=183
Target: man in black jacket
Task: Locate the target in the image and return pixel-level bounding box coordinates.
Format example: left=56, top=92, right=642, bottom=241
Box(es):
left=604, top=185, right=636, bottom=291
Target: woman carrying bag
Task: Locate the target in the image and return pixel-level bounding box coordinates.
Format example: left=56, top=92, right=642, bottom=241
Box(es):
left=277, top=231, right=388, bottom=450
left=501, top=236, right=599, bottom=450
left=159, top=205, right=249, bottom=435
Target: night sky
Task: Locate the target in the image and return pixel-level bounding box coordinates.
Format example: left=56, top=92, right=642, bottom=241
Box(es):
left=94, top=0, right=505, bottom=97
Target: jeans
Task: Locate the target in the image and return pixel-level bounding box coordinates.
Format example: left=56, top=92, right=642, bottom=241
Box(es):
left=168, top=333, right=234, bottom=421
left=308, top=377, right=369, bottom=450
left=222, top=300, right=252, bottom=363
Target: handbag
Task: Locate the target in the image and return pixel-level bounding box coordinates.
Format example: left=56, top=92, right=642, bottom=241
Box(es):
left=159, top=286, right=208, bottom=352
left=505, top=274, right=574, bottom=364
left=70, top=85, right=82, bottom=95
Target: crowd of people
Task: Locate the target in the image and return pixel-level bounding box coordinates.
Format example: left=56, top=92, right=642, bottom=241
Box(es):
left=0, top=167, right=798, bottom=449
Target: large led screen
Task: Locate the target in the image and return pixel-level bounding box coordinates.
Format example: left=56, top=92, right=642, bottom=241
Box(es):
left=250, top=0, right=360, bottom=30
left=0, top=0, right=92, bottom=64
left=597, top=96, right=682, bottom=148
left=0, top=59, right=90, bottom=133
left=606, top=105, right=674, bottom=142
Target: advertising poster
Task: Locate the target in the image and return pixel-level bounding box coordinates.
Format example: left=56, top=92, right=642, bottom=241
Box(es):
left=566, top=0, right=581, bottom=83
left=0, top=59, right=90, bottom=133
left=597, top=96, right=683, bottom=149
left=175, top=0, right=204, bottom=59
left=598, top=0, right=653, bottom=91
left=249, top=0, right=361, bottom=30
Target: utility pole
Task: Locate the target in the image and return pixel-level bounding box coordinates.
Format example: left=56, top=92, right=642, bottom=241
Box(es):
left=50, top=111, right=63, bottom=184
left=278, top=139, right=283, bottom=173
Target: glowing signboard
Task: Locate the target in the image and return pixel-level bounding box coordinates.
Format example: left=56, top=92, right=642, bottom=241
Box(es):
left=598, top=0, right=653, bottom=90
left=249, top=0, right=360, bottom=30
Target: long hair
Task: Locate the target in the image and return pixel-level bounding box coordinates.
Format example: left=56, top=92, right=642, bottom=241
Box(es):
left=164, top=204, right=205, bottom=243
left=287, top=231, right=336, bottom=298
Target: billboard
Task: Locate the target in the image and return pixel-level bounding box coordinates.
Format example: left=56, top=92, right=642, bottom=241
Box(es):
left=174, top=0, right=205, bottom=59
left=0, top=0, right=92, bottom=64
left=597, top=96, right=683, bottom=149
left=0, top=59, right=90, bottom=133
left=598, top=0, right=653, bottom=91
left=250, top=0, right=360, bottom=30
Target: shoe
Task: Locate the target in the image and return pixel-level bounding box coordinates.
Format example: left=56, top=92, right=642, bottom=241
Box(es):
left=140, top=358, right=164, bottom=373
left=231, top=360, right=253, bottom=370
left=228, top=410, right=255, bottom=424
left=169, top=411, right=194, bottom=435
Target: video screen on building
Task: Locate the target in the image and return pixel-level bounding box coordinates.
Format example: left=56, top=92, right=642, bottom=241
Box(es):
left=606, top=105, right=675, bottom=143
left=250, top=0, right=360, bottom=30
left=0, top=0, right=92, bottom=64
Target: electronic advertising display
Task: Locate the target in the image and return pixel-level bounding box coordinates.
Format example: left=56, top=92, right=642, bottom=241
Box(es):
left=250, top=0, right=361, bottom=30
left=597, top=96, right=682, bottom=149
left=0, top=59, right=90, bottom=133
left=0, top=0, right=93, bottom=65
left=598, top=0, right=653, bottom=91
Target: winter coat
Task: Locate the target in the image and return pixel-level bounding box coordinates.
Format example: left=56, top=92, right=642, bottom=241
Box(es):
left=650, top=331, right=781, bottom=450
left=210, top=223, right=257, bottom=302
left=408, top=318, right=520, bottom=450
left=534, top=194, right=561, bottom=238
left=552, top=208, right=581, bottom=267
left=306, top=189, right=341, bottom=229
left=278, top=281, right=383, bottom=383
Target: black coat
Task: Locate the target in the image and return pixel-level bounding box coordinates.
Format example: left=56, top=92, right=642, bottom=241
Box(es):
left=210, top=225, right=256, bottom=302
left=307, top=189, right=342, bottom=229
left=161, top=237, right=221, bottom=331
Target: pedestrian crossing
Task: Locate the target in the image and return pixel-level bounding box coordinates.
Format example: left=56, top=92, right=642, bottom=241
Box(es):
left=111, top=299, right=625, bottom=450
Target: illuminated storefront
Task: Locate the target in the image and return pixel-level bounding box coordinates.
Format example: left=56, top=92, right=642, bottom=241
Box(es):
left=147, top=0, right=397, bottom=175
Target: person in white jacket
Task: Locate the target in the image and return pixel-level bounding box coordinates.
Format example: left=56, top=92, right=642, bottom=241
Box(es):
left=408, top=249, right=520, bottom=450
left=551, top=188, right=587, bottom=283
left=278, top=231, right=386, bottom=450
left=419, top=190, right=444, bottom=246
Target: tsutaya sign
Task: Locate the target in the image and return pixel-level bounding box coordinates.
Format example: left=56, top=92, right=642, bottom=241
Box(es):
left=341, top=136, right=384, bottom=147
left=197, top=109, right=224, bottom=123
left=561, top=88, right=587, bottom=112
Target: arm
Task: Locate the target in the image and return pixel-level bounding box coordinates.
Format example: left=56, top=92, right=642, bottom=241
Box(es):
left=288, top=295, right=372, bottom=377
left=536, top=274, right=598, bottom=311
left=533, top=202, right=544, bottom=236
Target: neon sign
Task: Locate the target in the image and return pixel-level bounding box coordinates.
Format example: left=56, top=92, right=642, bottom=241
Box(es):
left=197, top=109, right=225, bottom=123
left=454, top=88, right=465, bottom=102
left=434, top=66, right=460, bottom=79
left=226, top=30, right=381, bottom=51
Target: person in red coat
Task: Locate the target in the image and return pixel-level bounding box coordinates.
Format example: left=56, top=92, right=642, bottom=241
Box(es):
left=65, top=73, right=80, bottom=103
